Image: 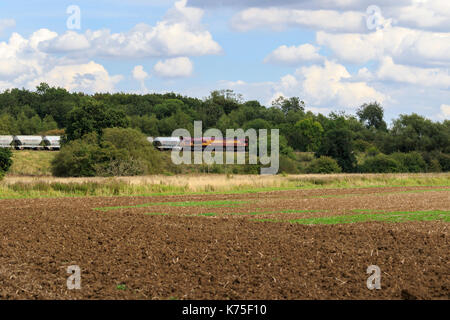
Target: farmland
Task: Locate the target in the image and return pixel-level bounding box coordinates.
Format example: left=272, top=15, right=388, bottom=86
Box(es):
left=0, top=175, right=448, bottom=299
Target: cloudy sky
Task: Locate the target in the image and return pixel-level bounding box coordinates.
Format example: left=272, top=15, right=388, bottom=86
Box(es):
left=0, top=0, right=449, bottom=122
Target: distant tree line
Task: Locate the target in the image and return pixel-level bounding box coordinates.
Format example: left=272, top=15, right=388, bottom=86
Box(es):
left=0, top=83, right=449, bottom=175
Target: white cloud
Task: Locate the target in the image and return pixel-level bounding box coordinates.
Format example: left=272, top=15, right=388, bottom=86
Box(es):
left=153, top=57, right=193, bottom=78
left=232, top=7, right=366, bottom=32
left=39, top=0, right=222, bottom=59
left=0, top=29, right=122, bottom=93
left=218, top=60, right=385, bottom=110
left=296, top=60, right=385, bottom=107
left=376, top=57, right=450, bottom=88
left=29, top=61, right=122, bottom=93
left=132, top=65, right=149, bottom=81
left=317, top=26, right=450, bottom=66
left=390, top=0, right=450, bottom=31
left=264, top=44, right=323, bottom=65
left=438, top=104, right=450, bottom=120
left=132, top=65, right=149, bottom=93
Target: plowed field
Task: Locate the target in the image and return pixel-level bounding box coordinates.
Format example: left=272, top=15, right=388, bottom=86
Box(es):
left=0, top=186, right=448, bottom=299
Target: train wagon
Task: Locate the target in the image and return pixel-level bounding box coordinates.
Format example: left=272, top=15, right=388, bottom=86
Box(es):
left=153, top=137, right=182, bottom=151
left=13, top=136, right=44, bottom=150
left=0, top=135, right=14, bottom=148
left=43, top=136, right=61, bottom=151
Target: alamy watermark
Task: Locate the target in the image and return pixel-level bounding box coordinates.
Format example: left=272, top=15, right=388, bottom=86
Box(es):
left=67, top=265, right=81, bottom=290
left=170, top=121, right=279, bottom=175
left=366, top=265, right=381, bottom=290
left=366, top=5, right=384, bottom=30
left=67, top=5, right=81, bottom=30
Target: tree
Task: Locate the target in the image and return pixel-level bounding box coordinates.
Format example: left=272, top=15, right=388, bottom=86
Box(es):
left=65, top=99, right=129, bottom=141
left=356, top=102, right=387, bottom=131
left=0, top=148, right=13, bottom=179
left=272, top=96, right=305, bottom=115
left=390, top=114, right=446, bottom=153
left=316, top=128, right=356, bottom=172
left=293, top=118, right=324, bottom=152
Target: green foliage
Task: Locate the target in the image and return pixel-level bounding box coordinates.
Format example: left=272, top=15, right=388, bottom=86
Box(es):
left=65, top=99, right=129, bottom=141
left=0, top=148, right=13, bottom=179
left=356, top=102, right=387, bottom=131
left=52, top=128, right=162, bottom=177
left=306, top=156, right=342, bottom=174
left=316, top=128, right=356, bottom=172
left=391, top=152, right=426, bottom=173
left=360, top=154, right=401, bottom=173
left=1, top=84, right=449, bottom=174
left=293, top=118, right=324, bottom=152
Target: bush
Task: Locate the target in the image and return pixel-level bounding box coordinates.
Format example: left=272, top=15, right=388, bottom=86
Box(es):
left=437, top=153, right=450, bottom=172
left=421, top=152, right=450, bottom=172
left=306, top=156, right=342, bottom=174
left=360, top=154, right=401, bottom=173
left=52, top=128, right=162, bottom=177
left=279, top=155, right=300, bottom=174
left=0, top=148, right=13, bottom=180
left=391, top=152, right=426, bottom=173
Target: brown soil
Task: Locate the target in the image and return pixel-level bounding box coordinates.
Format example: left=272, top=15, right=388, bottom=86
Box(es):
left=0, top=186, right=448, bottom=300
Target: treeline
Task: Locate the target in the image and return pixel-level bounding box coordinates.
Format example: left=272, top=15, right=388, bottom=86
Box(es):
left=0, top=83, right=449, bottom=175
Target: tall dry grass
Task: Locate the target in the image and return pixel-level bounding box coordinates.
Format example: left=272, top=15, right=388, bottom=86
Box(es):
left=1, top=173, right=449, bottom=199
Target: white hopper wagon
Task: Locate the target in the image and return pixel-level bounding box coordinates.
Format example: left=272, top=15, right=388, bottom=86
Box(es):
left=0, top=135, right=14, bottom=148
left=43, top=136, right=61, bottom=150
left=14, top=136, right=43, bottom=150
left=153, top=137, right=182, bottom=151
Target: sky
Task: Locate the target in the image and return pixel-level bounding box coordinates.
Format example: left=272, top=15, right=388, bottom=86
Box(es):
left=0, top=0, right=449, bottom=123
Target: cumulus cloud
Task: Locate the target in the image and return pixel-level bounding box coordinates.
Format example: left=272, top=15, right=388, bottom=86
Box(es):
left=316, top=26, right=450, bottom=66
left=296, top=60, right=385, bottom=107
left=132, top=65, right=149, bottom=81
left=265, top=44, right=323, bottom=65
left=218, top=60, right=385, bottom=110
left=438, top=104, right=450, bottom=120
left=132, top=65, right=149, bottom=93
left=0, top=29, right=122, bottom=93
left=29, top=61, right=122, bottom=93
left=390, top=0, right=450, bottom=31
left=232, top=7, right=366, bottom=32
left=377, top=57, right=450, bottom=88
left=39, top=0, right=222, bottom=59
left=153, top=57, right=193, bottom=78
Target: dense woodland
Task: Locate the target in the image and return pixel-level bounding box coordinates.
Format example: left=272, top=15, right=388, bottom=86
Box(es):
left=0, top=83, right=449, bottom=176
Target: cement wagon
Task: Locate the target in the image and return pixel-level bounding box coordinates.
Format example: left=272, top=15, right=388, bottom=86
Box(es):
left=0, top=135, right=14, bottom=148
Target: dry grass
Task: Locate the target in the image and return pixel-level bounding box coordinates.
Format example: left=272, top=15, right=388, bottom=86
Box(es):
left=8, top=151, right=56, bottom=176
left=1, top=173, right=449, bottom=199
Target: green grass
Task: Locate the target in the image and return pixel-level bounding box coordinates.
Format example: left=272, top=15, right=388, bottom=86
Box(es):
left=257, top=210, right=450, bottom=225
left=143, top=212, right=169, bottom=216
left=199, top=209, right=324, bottom=217
left=309, top=188, right=450, bottom=199
left=1, top=174, right=449, bottom=199
left=95, top=200, right=251, bottom=212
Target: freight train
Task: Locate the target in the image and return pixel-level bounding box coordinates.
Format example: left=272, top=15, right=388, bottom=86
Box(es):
left=0, top=135, right=61, bottom=150
left=153, top=137, right=248, bottom=152
left=0, top=135, right=248, bottom=152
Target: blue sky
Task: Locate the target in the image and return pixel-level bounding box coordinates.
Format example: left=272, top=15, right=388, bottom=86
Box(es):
left=0, top=0, right=449, bottom=123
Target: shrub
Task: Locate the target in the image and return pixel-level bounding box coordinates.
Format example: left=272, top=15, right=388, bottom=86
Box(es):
left=52, top=128, right=162, bottom=177
left=306, top=156, right=342, bottom=174
left=391, top=152, right=426, bottom=173
left=279, top=155, right=300, bottom=174
left=0, top=148, right=13, bottom=180
left=437, top=153, right=450, bottom=172
left=360, top=154, right=401, bottom=173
